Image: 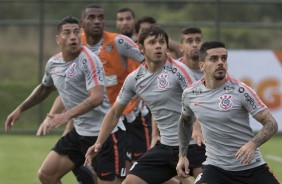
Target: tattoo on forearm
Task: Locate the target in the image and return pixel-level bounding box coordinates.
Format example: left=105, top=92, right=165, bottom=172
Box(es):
left=178, top=114, right=194, bottom=157
left=252, top=111, right=278, bottom=148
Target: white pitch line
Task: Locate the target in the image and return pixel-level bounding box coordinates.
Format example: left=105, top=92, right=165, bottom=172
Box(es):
left=265, top=154, right=282, bottom=163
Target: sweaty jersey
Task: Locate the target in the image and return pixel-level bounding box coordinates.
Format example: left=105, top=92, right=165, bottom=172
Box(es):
left=182, top=75, right=266, bottom=171
left=117, top=56, right=195, bottom=146
left=42, top=46, right=110, bottom=136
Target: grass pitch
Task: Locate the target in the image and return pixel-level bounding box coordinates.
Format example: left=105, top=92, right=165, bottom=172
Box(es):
left=0, top=134, right=281, bottom=184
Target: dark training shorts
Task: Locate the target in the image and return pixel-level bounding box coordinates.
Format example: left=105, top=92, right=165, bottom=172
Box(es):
left=194, top=164, right=280, bottom=184
left=124, top=111, right=152, bottom=161
left=128, top=142, right=178, bottom=184
left=52, top=128, right=123, bottom=181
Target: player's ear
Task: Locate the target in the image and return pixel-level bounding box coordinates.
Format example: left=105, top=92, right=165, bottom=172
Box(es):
left=139, top=44, right=144, bottom=55
left=199, top=61, right=204, bottom=72
left=56, top=35, right=60, bottom=45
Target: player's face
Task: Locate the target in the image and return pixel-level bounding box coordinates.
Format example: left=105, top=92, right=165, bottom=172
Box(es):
left=81, top=8, right=105, bottom=36
left=140, top=34, right=167, bottom=63
left=57, top=23, right=81, bottom=54
left=138, top=22, right=152, bottom=36
left=180, top=33, right=202, bottom=61
left=200, top=48, right=228, bottom=81
left=116, top=11, right=135, bottom=37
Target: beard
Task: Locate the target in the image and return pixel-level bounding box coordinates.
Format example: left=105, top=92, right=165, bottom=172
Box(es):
left=214, top=72, right=226, bottom=80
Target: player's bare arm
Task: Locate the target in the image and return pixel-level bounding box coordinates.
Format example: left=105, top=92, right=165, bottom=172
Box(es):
left=5, top=84, right=55, bottom=132
left=176, top=112, right=195, bottom=178
left=252, top=108, right=278, bottom=148
left=48, top=86, right=104, bottom=129
left=178, top=113, right=195, bottom=157
left=236, top=108, right=278, bottom=164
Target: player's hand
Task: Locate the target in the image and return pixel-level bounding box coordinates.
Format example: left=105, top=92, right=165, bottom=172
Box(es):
left=192, top=120, right=204, bottom=146
left=36, top=117, right=53, bottom=136
left=150, top=135, right=160, bottom=148
left=176, top=156, right=190, bottom=178
left=235, top=140, right=256, bottom=164
left=84, top=143, right=102, bottom=166
left=5, top=109, right=21, bottom=132
left=48, top=112, right=70, bottom=129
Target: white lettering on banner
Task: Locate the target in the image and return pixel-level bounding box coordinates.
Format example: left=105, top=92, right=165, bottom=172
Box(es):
left=228, top=50, right=282, bottom=131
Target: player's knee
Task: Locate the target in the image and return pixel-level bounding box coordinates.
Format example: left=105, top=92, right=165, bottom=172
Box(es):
left=37, top=168, right=52, bottom=183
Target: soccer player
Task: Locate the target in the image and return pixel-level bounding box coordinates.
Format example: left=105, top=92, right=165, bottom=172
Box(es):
left=85, top=25, right=196, bottom=184
left=116, top=7, right=152, bottom=175
left=116, top=8, right=138, bottom=41
left=178, top=27, right=206, bottom=181
left=37, top=4, right=145, bottom=184
left=177, top=41, right=280, bottom=184
left=135, top=16, right=182, bottom=58
left=4, top=16, right=112, bottom=184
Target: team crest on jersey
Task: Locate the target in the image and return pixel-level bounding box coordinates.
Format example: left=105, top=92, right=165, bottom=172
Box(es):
left=219, top=94, right=233, bottom=111
left=66, top=63, right=76, bottom=78
left=157, top=73, right=169, bottom=89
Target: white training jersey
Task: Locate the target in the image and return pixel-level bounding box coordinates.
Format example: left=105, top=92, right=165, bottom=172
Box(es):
left=117, top=57, right=195, bottom=146
left=42, top=46, right=110, bottom=136
left=182, top=75, right=266, bottom=171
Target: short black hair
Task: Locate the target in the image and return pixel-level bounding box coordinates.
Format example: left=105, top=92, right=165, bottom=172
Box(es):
left=138, top=24, right=169, bottom=49
left=180, top=27, right=202, bottom=43
left=57, top=16, right=80, bottom=33
left=116, top=8, right=135, bottom=18
left=199, top=41, right=226, bottom=62
left=81, top=4, right=103, bottom=19
left=135, top=16, right=157, bottom=33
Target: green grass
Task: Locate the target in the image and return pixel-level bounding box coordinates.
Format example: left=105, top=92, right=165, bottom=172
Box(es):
left=0, top=134, right=281, bottom=184
left=0, top=134, right=76, bottom=184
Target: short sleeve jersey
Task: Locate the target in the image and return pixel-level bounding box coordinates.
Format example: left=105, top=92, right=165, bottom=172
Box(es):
left=42, top=46, right=110, bottom=136
left=117, top=57, right=195, bottom=146
left=182, top=75, right=266, bottom=171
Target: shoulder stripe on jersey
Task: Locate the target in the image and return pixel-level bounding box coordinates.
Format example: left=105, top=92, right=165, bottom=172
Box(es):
left=81, top=47, right=99, bottom=86
left=169, top=57, right=193, bottom=85
left=228, top=75, right=265, bottom=108
left=118, top=35, right=139, bottom=48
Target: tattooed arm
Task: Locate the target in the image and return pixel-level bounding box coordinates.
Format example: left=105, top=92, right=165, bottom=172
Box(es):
left=235, top=108, right=278, bottom=164
left=176, top=112, right=195, bottom=178
left=252, top=108, right=278, bottom=148
left=178, top=112, right=196, bottom=157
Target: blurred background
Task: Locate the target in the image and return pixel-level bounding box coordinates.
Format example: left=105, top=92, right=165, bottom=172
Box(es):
left=0, top=0, right=282, bottom=133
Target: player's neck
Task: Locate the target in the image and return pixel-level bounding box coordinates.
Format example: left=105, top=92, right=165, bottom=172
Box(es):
left=62, top=50, right=80, bottom=62
left=203, top=75, right=226, bottom=89
left=145, top=58, right=166, bottom=73
left=183, top=56, right=200, bottom=70
left=86, top=34, right=103, bottom=45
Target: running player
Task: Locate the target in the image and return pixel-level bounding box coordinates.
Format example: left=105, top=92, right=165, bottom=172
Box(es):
left=5, top=16, right=113, bottom=184
left=85, top=25, right=197, bottom=184
left=177, top=41, right=280, bottom=184
left=116, top=7, right=152, bottom=174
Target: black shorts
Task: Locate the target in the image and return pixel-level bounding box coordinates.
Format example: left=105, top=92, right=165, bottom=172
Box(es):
left=187, top=144, right=206, bottom=169
left=128, top=142, right=178, bottom=184
left=124, top=111, right=152, bottom=161
left=52, top=128, right=123, bottom=181
left=194, top=164, right=280, bottom=184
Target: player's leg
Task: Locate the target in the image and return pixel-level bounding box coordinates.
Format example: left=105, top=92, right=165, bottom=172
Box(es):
left=38, top=150, right=74, bottom=184
left=72, top=165, right=96, bottom=184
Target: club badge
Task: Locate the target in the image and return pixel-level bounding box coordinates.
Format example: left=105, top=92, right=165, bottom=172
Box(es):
left=219, top=94, right=233, bottom=111
left=157, top=73, right=169, bottom=90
